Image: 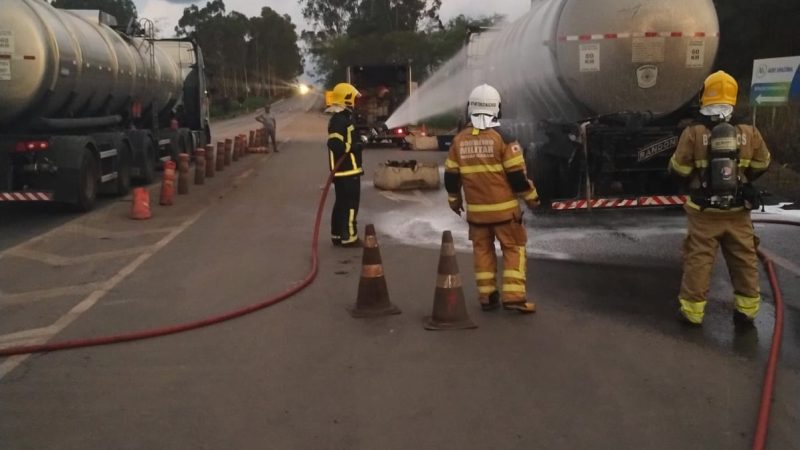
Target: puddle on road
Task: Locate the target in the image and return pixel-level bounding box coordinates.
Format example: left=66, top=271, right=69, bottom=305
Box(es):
left=365, top=187, right=687, bottom=262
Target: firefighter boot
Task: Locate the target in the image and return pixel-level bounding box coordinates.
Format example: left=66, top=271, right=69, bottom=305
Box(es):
left=481, top=291, right=500, bottom=311
left=733, top=310, right=755, bottom=329
left=503, top=301, right=536, bottom=314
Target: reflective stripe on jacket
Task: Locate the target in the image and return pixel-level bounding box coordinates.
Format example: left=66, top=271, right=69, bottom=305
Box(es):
left=445, top=127, right=538, bottom=224
left=327, top=111, right=364, bottom=177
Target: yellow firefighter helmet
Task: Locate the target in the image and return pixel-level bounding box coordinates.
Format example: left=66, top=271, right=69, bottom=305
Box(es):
left=700, top=71, right=738, bottom=108
left=332, top=83, right=361, bottom=108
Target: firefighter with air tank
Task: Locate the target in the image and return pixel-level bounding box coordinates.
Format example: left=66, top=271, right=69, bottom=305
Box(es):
left=669, top=70, right=771, bottom=327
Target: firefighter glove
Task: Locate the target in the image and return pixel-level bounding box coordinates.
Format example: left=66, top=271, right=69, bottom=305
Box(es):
left=525, top=198, right=541, bottom=210
left=448, top=196, right=463, bottom=216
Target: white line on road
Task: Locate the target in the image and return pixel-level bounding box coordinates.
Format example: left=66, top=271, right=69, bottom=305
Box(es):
left=68, top=224, right=177, bottom=239
left=7, top=245, right=153, bottom=266
left=1, top=282, right=106, bottom=306
left=0, top=167, right=262, bottom=380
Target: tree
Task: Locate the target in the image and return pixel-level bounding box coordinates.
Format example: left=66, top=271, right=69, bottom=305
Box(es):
left=51, top=0, right=137, bottom=28
left=175, top=1, right=303, bottom=101
left=303, top=12, right=502, bottom=86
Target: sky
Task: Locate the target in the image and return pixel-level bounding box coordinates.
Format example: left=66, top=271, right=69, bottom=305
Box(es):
left=134, top=0, right=531, bottom=37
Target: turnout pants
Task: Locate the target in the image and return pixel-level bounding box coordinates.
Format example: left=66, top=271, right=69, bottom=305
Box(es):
left=469, top=220, right=528, bottom=304
left=331, top=175, right=361, bottom=244
left=679, top=208, right=761, bottom=324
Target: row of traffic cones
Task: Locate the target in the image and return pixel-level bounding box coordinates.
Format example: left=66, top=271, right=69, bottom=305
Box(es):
left=130, top=132, right=258, bottom=220
left=349, top=225, right=476, bottom=330
left=248, top=129, right=271, bottom=153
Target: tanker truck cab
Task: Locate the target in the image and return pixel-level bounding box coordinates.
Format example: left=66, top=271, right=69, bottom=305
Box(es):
left=0, top=1, right=210, bottom=212
left=151, top=39, right=211, bottom=163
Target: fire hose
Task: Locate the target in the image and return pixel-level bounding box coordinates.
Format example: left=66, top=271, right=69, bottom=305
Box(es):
left=751, top=217, right=793, bottom=450
left=0, top=183, right=793, bottom=448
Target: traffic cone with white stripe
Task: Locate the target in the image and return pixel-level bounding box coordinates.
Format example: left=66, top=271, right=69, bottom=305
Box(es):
left=424, top=230, right=477, bottom=330
left=348, top=224, right=401, bottom=318
left=130, top=187, right=151, bottom=220
left=159, top=161, right=176, bottom=206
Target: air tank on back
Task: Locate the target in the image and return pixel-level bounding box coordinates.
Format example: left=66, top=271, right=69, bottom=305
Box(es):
left=0, top=0, right=182, bottom=128
left=481, top=0, right=720, bottom=122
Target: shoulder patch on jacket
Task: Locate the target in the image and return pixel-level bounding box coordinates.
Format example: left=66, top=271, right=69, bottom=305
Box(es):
left=494, top=127, right=516, bottom=144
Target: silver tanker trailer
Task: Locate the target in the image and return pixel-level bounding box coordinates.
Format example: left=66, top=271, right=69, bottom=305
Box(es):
left=472, top=0, right=720, bottom=210
left=0, top=0, right=210, bottom=211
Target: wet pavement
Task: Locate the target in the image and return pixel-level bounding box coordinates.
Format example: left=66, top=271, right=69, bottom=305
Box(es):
left=0, top=98, right=798, bottom=449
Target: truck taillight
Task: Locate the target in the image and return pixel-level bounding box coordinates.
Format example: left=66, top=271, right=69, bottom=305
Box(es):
left=394, top=127, right=405, bottom=135
left=15, top=140, right=49, bottom=152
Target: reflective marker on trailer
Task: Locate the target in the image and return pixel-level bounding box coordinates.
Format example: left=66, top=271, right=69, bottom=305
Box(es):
left=551, top=195, right=688, bottom=210
left=0, top=192, right=54, bottom=201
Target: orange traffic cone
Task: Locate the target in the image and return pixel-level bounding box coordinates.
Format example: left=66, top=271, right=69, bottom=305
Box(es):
left=159, top=160, right=176, bottom=206
left=240, top=134, right=249, bottom=156
left=424, top=230, right=477, bottom=330
left=194, top=148, right=206, bottom=185
left=177, top=153, right=190, bottom=194
left=205, top=144, right=215, bottom=178
left=349, top=224, right=401, bottom=318
left=215, top=141, right=225, bottom=172
left=223, top=138, right=232, bottom=166
left=130, top=187, right=151, bottom=220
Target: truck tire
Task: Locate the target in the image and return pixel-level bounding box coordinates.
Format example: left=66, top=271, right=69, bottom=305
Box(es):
left=528, top=145, right=559, bottom=209
left=178, top=130, right=191, bottom=156
left=139, top=140, right=157, bottom=184
left=74, top=149, right=98, bottom=212
left=115, top=141, right=132, bottom=196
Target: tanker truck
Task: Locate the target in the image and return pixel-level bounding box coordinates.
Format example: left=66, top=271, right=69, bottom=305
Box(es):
left=472, top=0, right=720, bottom=210
left=0, top=0, right=211, bottom=211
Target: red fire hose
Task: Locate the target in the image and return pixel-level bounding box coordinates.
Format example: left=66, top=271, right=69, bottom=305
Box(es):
left=751, top=217, right=794, bottom=450
left=0, top=161, right=342, bottom=357
left=0, top=187, right=792, bottom=448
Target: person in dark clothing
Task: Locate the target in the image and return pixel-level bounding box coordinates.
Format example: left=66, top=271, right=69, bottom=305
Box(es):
left=326, top=82, right=364, bottom=247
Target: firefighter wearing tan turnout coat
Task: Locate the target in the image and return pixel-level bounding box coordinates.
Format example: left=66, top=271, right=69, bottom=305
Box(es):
left=445, top=84, right=540, bottom=313
left=669, top=71, right=771, bottom=327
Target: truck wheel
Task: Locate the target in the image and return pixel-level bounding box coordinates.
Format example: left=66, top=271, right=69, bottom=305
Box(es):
left=74, top=149, right=98, bottom=212
left=528, top=145, right=558, bottom=209
left=169, top=138, right=180, bottom=164
left=115, top=142, right=132, bottom=196
left=140, top=141, right=157, bottom=184
left=178, top=130, right=191, bottom=155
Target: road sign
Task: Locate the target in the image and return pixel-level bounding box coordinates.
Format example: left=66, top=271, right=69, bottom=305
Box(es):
left=750, top=56, right=800, bottom=106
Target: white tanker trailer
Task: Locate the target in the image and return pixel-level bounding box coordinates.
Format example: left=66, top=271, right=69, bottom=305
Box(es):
left=0, top=0, right=210, bottom=210
left=472, top=0, right=721, bottom=210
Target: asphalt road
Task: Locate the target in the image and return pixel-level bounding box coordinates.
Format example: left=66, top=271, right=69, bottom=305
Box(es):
left=1, top=94, right=798, bottom=449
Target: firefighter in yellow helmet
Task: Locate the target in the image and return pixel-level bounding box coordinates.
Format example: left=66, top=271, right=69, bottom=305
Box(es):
left=327, top=83, right=364, bottom=247
left=669, top=71, right=771, bottom=327
left=445, top=84, right=540, bottom=313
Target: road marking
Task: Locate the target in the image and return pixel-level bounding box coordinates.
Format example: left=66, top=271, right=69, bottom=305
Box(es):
left=7, top=245, right=153, bottom=266
left=67, top=224, right=177, bottom=239
left=0, top=327, right=54, bottom=346
left=0, top=165, right=261, bottom=380
left=1, top=282, right=105, bottom=306
left=0, top=213, right=202, bottom=379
